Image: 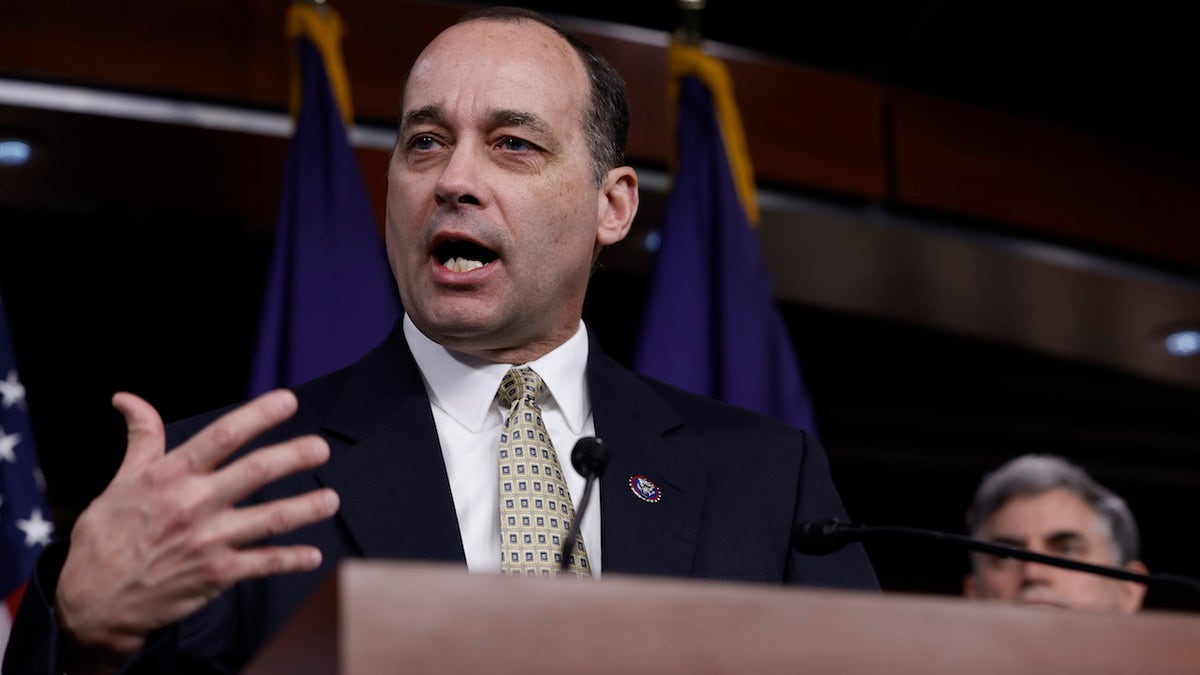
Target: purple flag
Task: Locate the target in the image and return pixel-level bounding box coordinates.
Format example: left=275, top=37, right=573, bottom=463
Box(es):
left=248, top=37, right=401, bottom=395
left=634, top=69, right=818, bottom=434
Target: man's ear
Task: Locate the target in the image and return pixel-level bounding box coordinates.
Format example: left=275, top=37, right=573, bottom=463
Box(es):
left=1118, top=560, right=1149, bottom=613
left=595, top=166, right=638, bottom=248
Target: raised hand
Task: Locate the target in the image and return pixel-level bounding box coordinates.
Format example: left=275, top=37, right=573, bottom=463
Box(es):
left=54, top=389, right=340, bottom=670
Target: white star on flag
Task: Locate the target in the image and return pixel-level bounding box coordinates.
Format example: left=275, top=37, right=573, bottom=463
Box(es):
left=0, top=427, right=20, bottom=463
left=16, top=507, right=54, bottom=547
left=0, top=369, right=24, bottom=409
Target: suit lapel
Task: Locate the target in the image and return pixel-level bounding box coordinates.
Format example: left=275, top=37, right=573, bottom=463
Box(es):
left=587, top=332, right=709, bottom=577
left=304, top=324, right=708, bottom=574
left=315, top=326, right=466, bottom=564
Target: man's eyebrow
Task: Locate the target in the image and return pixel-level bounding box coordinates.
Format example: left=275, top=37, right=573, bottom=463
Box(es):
left=989, top=535, right=1026, bottom=549
left=987, top=531, right=1086, bottom=552
left=400, top=105, right=444, bottom=132
left=398, top=106, right=553, bottom=140
left=1045, top=530, right=1086, bottom=546
left=487, top=109, right=550, bottom=137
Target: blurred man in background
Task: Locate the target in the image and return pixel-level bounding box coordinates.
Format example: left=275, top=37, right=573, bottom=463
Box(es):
left=963, top=453, right=1146, bottom=613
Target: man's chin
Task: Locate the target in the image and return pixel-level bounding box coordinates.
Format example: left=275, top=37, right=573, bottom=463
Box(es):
left=409, top=301, right=501, bottom=340
left=1016, top=593, right=1070, bottom=609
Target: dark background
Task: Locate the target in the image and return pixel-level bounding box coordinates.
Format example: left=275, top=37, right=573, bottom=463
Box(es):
left=3, top=0, right=1200, bottom=611
left=529, top=0, right=1200, bottom=159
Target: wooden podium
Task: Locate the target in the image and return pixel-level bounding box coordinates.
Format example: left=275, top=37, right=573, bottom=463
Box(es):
left=242, top=560, right=1200, bottom=674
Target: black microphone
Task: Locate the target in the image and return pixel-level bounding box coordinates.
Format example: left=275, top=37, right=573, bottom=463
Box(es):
left=559, top=436, right=608, bottom=572
left=793, top=518, right=1200, bottom=594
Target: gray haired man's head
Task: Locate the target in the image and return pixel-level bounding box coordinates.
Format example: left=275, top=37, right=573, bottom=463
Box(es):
left=965, top=454, right=1140, bottom=566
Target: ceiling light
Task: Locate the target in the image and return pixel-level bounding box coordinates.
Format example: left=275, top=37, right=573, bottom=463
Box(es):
left=0, top=139, right=32, bottom=166
left=1164, top=329, right=1200, bottom=357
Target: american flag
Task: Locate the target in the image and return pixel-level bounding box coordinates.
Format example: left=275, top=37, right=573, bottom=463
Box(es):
left=0, top=295, right=54, bottom=659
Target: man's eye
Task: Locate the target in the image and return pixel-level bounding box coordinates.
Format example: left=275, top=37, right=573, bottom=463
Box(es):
left=500, top=137, right=533, bottom=152
left=1052, top=541, right=1083, bottom=557
left=410, top=134, right=440, bottom=151
left=986, top=554, right=1019, bottom=570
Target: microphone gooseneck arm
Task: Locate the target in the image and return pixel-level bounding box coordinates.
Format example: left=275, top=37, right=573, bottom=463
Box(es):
left=559, top=437, right=608, bottom=572
left=794, top=518, right=1200, bottom=594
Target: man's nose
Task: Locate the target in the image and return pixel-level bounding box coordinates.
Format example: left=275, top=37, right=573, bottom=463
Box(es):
left=1019, top=558, right=1057, bottom=585
left=434, top=146, right=484, bottom=207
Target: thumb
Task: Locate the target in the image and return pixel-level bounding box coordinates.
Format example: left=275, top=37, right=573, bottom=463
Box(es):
left=111, top=391, right=166, bottom=474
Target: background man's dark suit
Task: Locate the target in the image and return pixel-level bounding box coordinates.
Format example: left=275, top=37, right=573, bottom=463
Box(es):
left=7, top=322, right=876, bottom=673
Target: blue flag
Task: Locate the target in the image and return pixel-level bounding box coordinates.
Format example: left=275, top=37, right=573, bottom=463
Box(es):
left=0, top=295, right=54, bottom=654
left=634, top=43, right=818, bottom=433
left=248, top=4, right=401, bottom=395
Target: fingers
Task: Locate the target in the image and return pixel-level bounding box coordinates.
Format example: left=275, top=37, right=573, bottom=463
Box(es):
left=209, top=435, right=333, bottom=509
left=226, top=544, right=326, bottom=582
left=58, top=388, right=335, bottom=655
left=207, top=503, right=332, bottom=582
left=180, top=389, right=300, bottom=473
left=217, top=487, right=340, bottom=548
left=112, top=391, right=166, bottom=474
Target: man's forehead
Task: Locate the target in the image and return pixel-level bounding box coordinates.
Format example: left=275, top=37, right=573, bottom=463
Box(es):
left=412, top=19, right=582, bottom=85
left=401, top=20, right=586, bottom=124
left=987, top=488, right=1105, bottom=537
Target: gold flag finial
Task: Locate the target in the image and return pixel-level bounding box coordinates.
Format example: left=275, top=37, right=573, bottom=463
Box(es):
left=286, top=0, right=354, bottom=126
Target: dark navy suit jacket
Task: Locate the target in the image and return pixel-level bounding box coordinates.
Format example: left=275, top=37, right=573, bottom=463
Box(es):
left=5, top=323, right=877, bottom=674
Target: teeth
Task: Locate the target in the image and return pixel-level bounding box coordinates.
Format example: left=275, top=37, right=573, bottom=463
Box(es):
left=444, top=257, right=485, bottom=273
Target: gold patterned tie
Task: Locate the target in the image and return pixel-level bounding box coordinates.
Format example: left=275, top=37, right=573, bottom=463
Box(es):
left=497, top=367, right=591, bottom=577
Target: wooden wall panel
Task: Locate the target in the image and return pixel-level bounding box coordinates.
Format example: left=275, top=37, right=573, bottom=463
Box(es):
left=725, top=51, right=887, bottom=198
left=2, top=0, right=1197, bottom=270
left=890, top=89, right=1200, bottom=269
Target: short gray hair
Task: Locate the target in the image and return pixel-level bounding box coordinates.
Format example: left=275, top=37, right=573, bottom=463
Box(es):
left=965, top=454, right=1140, bottom=565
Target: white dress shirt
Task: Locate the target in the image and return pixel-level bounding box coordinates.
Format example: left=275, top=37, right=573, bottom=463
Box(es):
left=403, top=314, right=602, bottom=575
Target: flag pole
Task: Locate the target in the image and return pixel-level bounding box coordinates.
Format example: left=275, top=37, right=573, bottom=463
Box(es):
left=676, top=0, right=704, bottom=46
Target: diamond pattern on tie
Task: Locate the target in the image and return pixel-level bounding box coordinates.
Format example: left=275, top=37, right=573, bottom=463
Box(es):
left=497, top=367, right=590, bottom=577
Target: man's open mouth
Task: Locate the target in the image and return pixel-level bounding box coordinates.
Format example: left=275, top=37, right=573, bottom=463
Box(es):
left=434, top=239, right=498, bottom=273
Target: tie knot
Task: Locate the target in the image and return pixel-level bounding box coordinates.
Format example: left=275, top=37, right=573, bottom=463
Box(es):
left=498, top=367, right=545, bottom=409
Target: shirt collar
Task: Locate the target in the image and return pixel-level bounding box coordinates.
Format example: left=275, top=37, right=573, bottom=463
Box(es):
left=403, top=314, right=591, bottom=433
